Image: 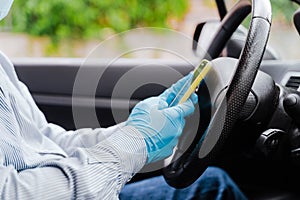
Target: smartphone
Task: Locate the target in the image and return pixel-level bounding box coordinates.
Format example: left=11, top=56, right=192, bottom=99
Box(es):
left=170, top=59, right=212, bottom=106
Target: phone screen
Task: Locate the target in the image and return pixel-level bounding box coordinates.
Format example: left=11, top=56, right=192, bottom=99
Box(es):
left=170, top=59, right=212, bottom=106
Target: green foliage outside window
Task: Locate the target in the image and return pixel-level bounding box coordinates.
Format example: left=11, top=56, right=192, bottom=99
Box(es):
left=9, top=0, right=188, bottom=42
left=225, top=0, right=299, bottom=28
left=271, top=0, right=299, bottom=22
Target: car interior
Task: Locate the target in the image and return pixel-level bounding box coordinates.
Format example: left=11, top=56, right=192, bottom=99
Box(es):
left=9, top=0, right=300, bottom=199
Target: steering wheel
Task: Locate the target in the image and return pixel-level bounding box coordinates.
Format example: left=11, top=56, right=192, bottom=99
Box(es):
left=193, top=0, right=252, bottom=59
left=163, top=0, right=272, bottom=188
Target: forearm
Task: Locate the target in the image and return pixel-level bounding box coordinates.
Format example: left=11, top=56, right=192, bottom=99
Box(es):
left=16, top=70, right=138, bottom=157
left=0, top=165, right=72, bottom=199
left=0, top=126, right=147, bottom=199
left=42, top=122, right=126, bottom=155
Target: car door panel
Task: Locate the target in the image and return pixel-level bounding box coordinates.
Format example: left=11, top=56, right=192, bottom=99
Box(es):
left=13, top=58, right=193, bottom=129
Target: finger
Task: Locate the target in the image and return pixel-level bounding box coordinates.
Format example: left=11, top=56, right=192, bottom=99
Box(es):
left=165, top=92, right=176, bottom=106
left=165, top=98, right=195, bottom=118
left=176, top=98, right=196, bottom=117
left=170, top=73, right=193, bottom=97
left=157, top=98, right=169, bottom=109
left=133, top=97, right=160, bottom=112
left=190, top=92, right=198, bottom=104
left=163, top=90, right=193, bottom=107
left=159, top=72, right=193, bottom=100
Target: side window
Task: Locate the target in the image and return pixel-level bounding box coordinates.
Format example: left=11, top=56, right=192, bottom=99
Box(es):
left=1, top=1, right=300, bottom=60
left=0, top=1, right=220, bottom=59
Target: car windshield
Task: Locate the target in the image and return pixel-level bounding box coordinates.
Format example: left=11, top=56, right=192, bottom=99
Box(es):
left=0, top=0, right=299, bottom=60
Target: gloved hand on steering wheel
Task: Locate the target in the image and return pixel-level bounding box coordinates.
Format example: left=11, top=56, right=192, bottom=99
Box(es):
left=126, top=73, right=198, bottom=163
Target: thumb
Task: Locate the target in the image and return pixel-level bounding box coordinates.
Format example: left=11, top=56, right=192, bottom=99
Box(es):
left=159, top=73, right=193, bottom=101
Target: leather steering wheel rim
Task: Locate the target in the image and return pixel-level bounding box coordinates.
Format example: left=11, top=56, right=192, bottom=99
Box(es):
left=193, top=0, right=251, bottom=59
left=163, top=0, right=272, bottom=189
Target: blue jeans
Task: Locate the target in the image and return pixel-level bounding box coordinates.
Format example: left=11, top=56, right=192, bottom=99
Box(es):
left=120, top=167, right=247, bottom=200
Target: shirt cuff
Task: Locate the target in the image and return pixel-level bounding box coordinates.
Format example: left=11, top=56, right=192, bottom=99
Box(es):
left=82, top=125, right=147, bottom=175
left=106, top=125, right=147, bottom=174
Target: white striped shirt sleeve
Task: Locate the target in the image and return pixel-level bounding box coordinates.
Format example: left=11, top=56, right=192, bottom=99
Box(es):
left=0, top=51, right=148, bottom=199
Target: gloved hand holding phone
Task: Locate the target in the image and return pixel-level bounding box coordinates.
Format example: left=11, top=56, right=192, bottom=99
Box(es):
left=126, top=73, right=198, bottom=163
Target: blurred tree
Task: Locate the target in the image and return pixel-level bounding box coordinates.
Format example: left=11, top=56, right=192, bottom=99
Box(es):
left=8, top=0, right=188, bottom=42
left=271, top=0, right=299, bottom=22
left=223, top=0, right=299, bottom=27
left=2, top=0, right=299, bottom=44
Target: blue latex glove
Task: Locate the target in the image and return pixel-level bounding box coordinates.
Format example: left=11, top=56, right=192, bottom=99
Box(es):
left=126, top=74, right=198, bottom=163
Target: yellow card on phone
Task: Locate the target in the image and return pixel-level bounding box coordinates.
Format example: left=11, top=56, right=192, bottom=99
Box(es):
left=178, top=59, right=212, bottom=104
